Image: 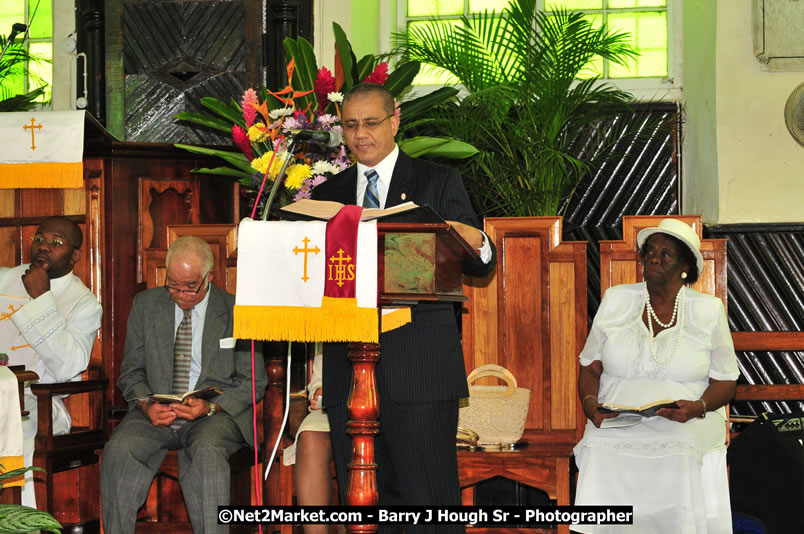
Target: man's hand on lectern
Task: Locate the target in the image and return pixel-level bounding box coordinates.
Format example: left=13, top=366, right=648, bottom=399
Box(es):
left=446, top=220, right=484, bottom=250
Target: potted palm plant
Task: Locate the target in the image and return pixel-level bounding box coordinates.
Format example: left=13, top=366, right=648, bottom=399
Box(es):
left=393, top=0, right=667, bottom=217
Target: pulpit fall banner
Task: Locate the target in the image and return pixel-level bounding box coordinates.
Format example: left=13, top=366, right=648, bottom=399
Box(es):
left=0, top=111, right=84, bottom=189
left=234, top=208, right=381, bottom=343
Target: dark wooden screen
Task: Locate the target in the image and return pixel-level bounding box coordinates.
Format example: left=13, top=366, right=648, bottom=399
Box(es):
left=105, top=0, right=258, bottom=143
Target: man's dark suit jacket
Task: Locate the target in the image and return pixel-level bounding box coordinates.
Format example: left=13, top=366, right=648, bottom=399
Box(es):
left=312, top=150, right=496, bottom=408
left=117, top=284, right=267, bottom=446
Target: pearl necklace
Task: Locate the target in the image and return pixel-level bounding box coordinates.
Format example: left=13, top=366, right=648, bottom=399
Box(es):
left=645, top=284, right=681, bottom=328
left=644, top=284, right=686, bottom=365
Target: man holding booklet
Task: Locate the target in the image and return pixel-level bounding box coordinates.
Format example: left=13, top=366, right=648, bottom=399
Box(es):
left=311, top=82, right=496, bottom=533
left=100, top=236, right=267, bottom=534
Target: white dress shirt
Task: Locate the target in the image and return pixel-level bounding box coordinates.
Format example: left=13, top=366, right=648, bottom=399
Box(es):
left=355, top=145, right=492, bottom=263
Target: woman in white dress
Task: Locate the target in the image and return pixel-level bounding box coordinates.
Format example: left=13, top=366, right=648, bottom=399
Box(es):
left=574, top=219, right=740, bottom=533
left=283, top=344, right=332, bottom=534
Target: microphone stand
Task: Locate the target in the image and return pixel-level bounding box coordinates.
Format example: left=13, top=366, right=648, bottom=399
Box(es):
left=260, top=135, right=301, bottom=221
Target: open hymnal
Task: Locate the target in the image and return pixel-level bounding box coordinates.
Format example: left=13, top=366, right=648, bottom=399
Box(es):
left=597, top=399, right=679, bottom=418
left=279, top=199, right=444, bottom=224
left=148, top=386, right=223, bottom=405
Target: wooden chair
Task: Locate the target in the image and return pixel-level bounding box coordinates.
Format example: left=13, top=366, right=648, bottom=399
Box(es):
left=459, top=217, right=588, bottom=534
left=598, top=215, right=727, bottom=301
left=31, top=376, right=108, bottom=533
left=0, top=366, right=38, bottom=506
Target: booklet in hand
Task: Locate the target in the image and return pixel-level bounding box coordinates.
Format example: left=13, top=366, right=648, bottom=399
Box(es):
left=148, top=386, right=223, bottom=405
left=279, top=199, right=445, bottom=224
left=598, top=399, right=679, bottom=418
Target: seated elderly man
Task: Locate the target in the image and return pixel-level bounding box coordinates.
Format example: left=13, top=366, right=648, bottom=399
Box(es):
left=100, top=236, right=267, bottom=534
left=0, top=215, right=102, bottom=506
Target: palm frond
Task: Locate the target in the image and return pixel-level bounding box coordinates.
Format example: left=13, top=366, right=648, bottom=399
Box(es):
left=391, top=0, right=660, bottom=217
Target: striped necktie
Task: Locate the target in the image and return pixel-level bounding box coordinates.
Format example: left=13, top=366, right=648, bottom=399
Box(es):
left=172, top=308, right=192, bottom=394
left=363, top=168, right=380, bottom=209
left=170, top=308, right=192, bottom=429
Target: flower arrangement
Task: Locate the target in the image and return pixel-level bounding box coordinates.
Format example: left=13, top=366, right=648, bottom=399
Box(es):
left=175, top=22, right=477, bottom=218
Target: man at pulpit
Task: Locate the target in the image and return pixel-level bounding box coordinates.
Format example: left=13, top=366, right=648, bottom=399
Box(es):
left=312, top=83, right=496, bottom=531
left=100, top=236, right=267, bottom=534
left=0, top=216, right=102, bottom=507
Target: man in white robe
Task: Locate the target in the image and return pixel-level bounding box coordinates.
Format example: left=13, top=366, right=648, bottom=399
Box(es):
left=0, top=216, right=102, bottom=506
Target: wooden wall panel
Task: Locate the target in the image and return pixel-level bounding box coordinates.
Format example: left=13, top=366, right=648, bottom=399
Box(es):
left=0, top=227, right=17, bottom=267
left=502, top=235, right=543, bottom=429
left=19, top=190, right=62, bottom=218
left=463, top=217, right=588, bottom=446
left=0, top=190, right=14, bottom=217
left=550, top=262, right=577, bottom=430
left=63, top=189, right=85, bottom=216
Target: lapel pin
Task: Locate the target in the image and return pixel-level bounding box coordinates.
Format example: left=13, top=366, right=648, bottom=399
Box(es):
left=401, top=193, right=406, bottom=200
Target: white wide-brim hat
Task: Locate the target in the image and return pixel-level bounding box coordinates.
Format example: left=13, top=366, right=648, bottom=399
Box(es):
left=636, top=218, right=704, bottom=276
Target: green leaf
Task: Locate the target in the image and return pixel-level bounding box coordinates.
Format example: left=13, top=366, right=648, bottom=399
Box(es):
left=200, top=97, right=245, bottom=128
left=384, top=62, right=421, bottom=97
left=0, top=504, right=62, bottom=533
left=355, top=54, right=376, bottom=83
left=399, top=87, right=458, bottom=117
left=174, top=112, right=233, bottom=134
left=399, top=136, right=478, bottom=159
left=174, top=144, right=254, bottom=174
left=286, top=36, right=318, bottom=112
left=333, top=22, right=355, bottom=91
left=190, top=166, right=254, bottom=180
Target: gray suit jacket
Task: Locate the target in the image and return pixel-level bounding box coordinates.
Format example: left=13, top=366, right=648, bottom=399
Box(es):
left=117, top=284, right=267, bottom=446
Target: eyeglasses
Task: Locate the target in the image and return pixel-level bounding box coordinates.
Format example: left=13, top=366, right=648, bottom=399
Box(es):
left=342, top=113, right=394, bottom=133
left=165, top=272, right=209, bottom=295
left=31, top=235, right=71, bottom=248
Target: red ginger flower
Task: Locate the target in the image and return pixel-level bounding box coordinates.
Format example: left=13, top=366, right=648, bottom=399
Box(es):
left=314, top=67, right=336, bottom=111
left=232, top=125, right=253, bottom=160
left=363, top=62, right=389, bottom=85
left=242, top=88, right=259, bottom=127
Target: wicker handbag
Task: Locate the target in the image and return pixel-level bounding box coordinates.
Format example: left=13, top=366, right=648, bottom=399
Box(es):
left=458, top=364, right=531, bottom=446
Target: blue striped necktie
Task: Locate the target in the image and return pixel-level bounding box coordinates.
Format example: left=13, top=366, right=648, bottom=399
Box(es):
left=363, top=168, right=380, bottom=209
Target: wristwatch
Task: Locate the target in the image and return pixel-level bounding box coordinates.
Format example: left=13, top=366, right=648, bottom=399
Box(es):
left=207, top=401, right=217, bottom=417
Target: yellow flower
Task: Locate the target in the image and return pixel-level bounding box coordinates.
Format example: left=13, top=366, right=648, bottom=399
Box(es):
left=250, top=151, right=285, bottom=178
left=284, top=163, right=312, bottom=189
left=248, top=124, right=270, bottom=142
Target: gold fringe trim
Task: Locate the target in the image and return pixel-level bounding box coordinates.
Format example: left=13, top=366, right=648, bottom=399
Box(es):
left=381, top=308, right=412, bottom=333
left=234, top=297, right=378, bottom=343
left=0, top=455, right=25, bottom=487
left=0, top=162, right=83, bottom=189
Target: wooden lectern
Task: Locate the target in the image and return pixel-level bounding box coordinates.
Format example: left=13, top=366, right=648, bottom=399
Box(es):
left=343, top=221, right=481, bottom=533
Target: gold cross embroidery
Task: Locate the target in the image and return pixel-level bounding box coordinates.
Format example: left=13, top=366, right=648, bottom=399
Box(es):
left=0, top=304, right=24, bottom=321
left=327, top=248, right=355, bottom=287
left=23, top=117, right=42, bottom=150
left=293, top=236, right=320, bottom=282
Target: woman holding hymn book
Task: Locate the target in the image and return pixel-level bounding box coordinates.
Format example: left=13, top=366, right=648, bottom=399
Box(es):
left=573, top=219, right=739, bottom=533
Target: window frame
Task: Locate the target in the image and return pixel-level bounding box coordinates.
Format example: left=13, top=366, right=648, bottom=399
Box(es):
left=0, top=0, right=54, bottom=105
left=390, top=0, right=683, bottom=101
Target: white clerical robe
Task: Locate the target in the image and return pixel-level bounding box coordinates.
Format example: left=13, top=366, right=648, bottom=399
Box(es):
left=0, top=264, right=102, bottom=506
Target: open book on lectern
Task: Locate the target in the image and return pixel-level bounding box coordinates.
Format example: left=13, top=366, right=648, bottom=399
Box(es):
left=279, top=199, right=445, bottom=224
